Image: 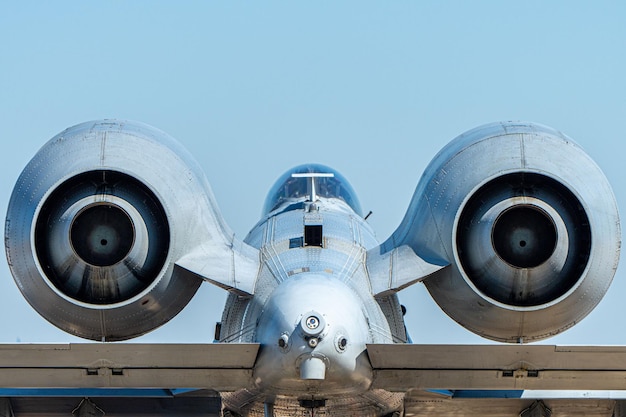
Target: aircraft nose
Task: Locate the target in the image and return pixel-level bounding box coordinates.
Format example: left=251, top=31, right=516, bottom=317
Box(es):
left=255, top=273, right=370, bottom=386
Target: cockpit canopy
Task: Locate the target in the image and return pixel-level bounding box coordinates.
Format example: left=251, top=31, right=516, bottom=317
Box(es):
left=263, top=164, right=363, bottom=216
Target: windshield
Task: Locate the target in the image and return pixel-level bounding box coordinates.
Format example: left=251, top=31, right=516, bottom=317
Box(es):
left=262, top=164, right=363, bottom=216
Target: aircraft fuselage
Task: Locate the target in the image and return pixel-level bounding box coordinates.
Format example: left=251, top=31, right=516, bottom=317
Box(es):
left=218, top=195, right=405, bottom=415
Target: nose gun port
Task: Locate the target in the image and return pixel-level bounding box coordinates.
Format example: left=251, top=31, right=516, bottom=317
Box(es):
left=296, top=311, right=329, bottom=380
left=300, top=356, right=327, bottom=380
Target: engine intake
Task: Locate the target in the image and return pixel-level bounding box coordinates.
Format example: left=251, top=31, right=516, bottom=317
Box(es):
left=35, top=170, right=169, bottom=305
left=389, top=122, right=620, bottom=342
left=456, top=172, right=591, bottom=307
left=5, top=120, right=225, bottom=341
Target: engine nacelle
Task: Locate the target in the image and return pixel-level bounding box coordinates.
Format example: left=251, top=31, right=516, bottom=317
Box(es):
left=5, top=120, right=228, bottom=341
left=391, top=122, right=620, bottom=342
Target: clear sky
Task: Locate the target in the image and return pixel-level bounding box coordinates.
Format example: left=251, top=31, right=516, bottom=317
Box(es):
left=0, top=1, right=624, bottom=344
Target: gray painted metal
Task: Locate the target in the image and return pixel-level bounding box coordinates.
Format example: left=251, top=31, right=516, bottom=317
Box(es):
left=5, top=120, right=260, bottom=341
left=3, top=343, right=626, bottom=391
left=383, top=122, right=620, bottom=342
left=4, top=120, right=622, bottom=416
left=0, top=344, right=258, bottom=390
left=0, top=343, right=626, bottom=415
left=368, top=344, right=626, bottom=391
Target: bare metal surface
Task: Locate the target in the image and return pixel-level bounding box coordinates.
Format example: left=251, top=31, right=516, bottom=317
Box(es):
left=5, top=120, right=260, bottom=341
left=369, top=344, right=626, bottom=390
left=383, top=122, right=620, bottom=343
left=0, top=343, right=258, bottom=391
left=4, top=120, right=622, bottom=416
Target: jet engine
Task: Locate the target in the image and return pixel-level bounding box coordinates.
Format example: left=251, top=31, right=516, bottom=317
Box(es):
left=5, top=120, right=232, bottom=341
left=390, top=122, right=620, bottom=343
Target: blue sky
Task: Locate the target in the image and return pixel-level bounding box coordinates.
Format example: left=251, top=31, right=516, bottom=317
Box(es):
left=0, top=2, right=624, bottom=344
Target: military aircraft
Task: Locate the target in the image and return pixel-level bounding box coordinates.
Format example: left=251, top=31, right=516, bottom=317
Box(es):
left=2, top=120, right=622, bottom=416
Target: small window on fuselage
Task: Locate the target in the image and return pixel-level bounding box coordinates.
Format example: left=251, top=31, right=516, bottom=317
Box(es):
left=304, top=225, right=323, bottom=247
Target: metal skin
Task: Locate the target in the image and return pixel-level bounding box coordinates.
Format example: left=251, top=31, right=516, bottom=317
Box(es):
left=218, top=189, right=406, bottom=416
left=4, top=120, right=250, bottom=341
left=4, top=120, right=620, bottom=416
left=383, top=122, right=621, bottom=343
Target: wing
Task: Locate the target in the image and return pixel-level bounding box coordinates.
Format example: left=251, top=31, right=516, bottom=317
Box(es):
left=0, top=343, right=625, bottom=416
left=368, top=344, right=626, bottom=391
left=368, top=343, right=626, bottom=417
left=0, top=343, right=259, bottom=417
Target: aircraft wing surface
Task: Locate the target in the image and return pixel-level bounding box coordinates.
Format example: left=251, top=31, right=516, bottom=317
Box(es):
left=368, top=344, right=626, bottom=391
left=1, top=343, right=626, bottom=416
left=0, top=343, right=259, bottom=390
left=0, top=343, right=258, bottom=416
left=369, top=344, right=626, bottom=417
